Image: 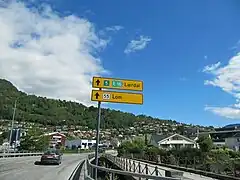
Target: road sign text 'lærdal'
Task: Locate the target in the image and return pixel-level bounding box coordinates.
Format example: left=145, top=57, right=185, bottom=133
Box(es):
left=92, top=77, right=143, bottom=91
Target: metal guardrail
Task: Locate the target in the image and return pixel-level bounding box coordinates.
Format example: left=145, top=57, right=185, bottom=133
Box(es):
left=68, top=160, right=86, bottom=180
left=84, top=153, right=180, bottom=180
left=0, top=152, right=43, bottom=158
left=106, top=154, right=167, bottom=176
left=137, top=159, right=240, bottom=180
left=84, top=154, right=95, bottom=180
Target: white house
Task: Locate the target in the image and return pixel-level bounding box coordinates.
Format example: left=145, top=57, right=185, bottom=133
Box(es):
left=80, top=139, right=96, bottom=150
left=150, top=133, right=198, bottom=150
left=65, top=139, right=96, bottom=150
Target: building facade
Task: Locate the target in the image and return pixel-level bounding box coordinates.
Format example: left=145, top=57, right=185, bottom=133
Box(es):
left=65, top=139, right=96, bottom=150
left=44, top=132, right=66, bottom=148
left=150, top=133, right=197, bottom=150
left=8, top=128, right=26, bottom=147
left=200, top=124, right=240, bottom=148
left=225, top=133, right=240, bottom=151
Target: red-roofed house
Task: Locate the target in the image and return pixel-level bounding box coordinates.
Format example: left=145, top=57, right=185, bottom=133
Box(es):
left=44, top=132, right=66, bottom=148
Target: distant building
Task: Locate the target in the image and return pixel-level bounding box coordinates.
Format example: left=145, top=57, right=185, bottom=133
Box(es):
left=225, top=132, right=240, bottom=151
left=8, top=128, right=26, bottom=147
left=81, top=139, right=96, bottom=150
left=200, top=124, right=240, bottom=148
left=150, top=133, right=198, bottom=150
left=65, top=139, right=81, bottom=149
left=65, top=139, right=96, bottom=150
left=215, top=124, right=240, bottom=131
left=44, top=132, right=66, bottom=148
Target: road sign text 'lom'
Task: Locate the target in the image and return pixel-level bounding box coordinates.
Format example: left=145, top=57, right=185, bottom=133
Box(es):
left=91, top=90, right=143, bottom=105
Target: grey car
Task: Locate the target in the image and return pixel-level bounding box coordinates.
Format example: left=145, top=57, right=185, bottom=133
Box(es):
left=40, top=149, right=62, bottom=165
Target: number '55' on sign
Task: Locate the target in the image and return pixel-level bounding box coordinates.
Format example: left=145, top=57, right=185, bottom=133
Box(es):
left=103, top=93, right=110, bottom=99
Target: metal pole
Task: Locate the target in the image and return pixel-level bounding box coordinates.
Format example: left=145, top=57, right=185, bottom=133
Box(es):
left=8, top=100, right=17, bottom=152
left=95, top=97, right=102, bottom=180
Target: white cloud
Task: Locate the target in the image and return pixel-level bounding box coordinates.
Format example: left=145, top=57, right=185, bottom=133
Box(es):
left=124, top=35, right=151, bottom=54
left=105, top=25, right=123, bottom=32
left=203, top=62, right=221, bottom=73
left=203, top=53, right=240, bottom=119
left=205, top=106, right=240, bottom=119
left=0, top=1, right=110, bottom=106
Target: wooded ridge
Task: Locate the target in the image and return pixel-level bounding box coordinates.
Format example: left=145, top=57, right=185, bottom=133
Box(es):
left=0, top=79, right=177, bottom=129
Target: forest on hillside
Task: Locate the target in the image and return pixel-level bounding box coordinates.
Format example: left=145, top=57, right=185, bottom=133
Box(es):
left=0, top=79, right=176, bottom=129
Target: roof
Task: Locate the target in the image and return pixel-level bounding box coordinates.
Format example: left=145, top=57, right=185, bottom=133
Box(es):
left=224, top=124, right=240, bottom=128
left=233, top=132, right=240, bottom=138
left=158, top=133, right=196, bottom=144
left=150, top=134, right=171, bottom=144
left=200, top=129, right=240, bottom=135
left=44, top=132, right=66, bottom=137
left=188, top=135, right=198, bottom=140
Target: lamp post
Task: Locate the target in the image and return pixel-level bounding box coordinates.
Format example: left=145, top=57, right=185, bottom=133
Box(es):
left=8, top=100, right=17, bottom=153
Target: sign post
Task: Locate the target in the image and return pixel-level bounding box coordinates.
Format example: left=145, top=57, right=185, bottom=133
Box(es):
left=94, top=95, right=101, bottom=180
left=91, top=77, right=143, bottom=179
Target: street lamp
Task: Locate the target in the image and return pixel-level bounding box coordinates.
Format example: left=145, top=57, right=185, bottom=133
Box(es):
left=8, top=100, right=17, bottom=153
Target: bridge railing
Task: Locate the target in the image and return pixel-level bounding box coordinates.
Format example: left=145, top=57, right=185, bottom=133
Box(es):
left=84, top=153, right=180, bottom=180
left=83, top=153, right=95, bottom=180
left=106, top=154, right=168, bottom=176
left=137, top=158, right=240, bottom=180
left=0, top=152, right=43, bottom=158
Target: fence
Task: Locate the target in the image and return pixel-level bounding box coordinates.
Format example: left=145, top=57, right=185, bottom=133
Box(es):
left=124, top=152, right=240, bottom=177
left=68, top=159, right=86, bottom=180
left=0, top=151, right=43, bottom=158
left=84, top=153, right=181, bottom=180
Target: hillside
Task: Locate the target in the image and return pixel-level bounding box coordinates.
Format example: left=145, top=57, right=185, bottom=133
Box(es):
left=0, top=79, right=176, bottom=129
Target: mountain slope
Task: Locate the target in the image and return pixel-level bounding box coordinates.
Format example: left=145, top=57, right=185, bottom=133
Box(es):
left=0, top=79, right=175, bottom=129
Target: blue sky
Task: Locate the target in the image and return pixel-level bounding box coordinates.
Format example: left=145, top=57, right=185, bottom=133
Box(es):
left=1, top=0, right=240, bottom=127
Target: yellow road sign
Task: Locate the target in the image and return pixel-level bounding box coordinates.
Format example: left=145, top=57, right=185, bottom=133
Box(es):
left=91, top=90, right=143, bottom=105
left=92, top=77, right=143, bottom=91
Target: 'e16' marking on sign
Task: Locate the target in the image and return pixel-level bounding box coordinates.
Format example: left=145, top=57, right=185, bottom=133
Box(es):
left=112, top=80, right=122, bottom=87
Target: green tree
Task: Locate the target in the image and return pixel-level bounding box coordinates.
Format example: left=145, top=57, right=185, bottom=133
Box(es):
left=144, top=134, right=148, bottom=145
left=208, top=149, right=233, bottom=174
left=0, top=131, right=8, bottom=144
left=19, top=128, right=49, bottom=151
left=144, top=146, right=165, bottom=161
left=176, top=125, right=185, bottom=135
left=117, top=138, right=146, bottom=156
left=197, top=135, right=213, bottom=153
left=0, top=78, right=178, bottom=129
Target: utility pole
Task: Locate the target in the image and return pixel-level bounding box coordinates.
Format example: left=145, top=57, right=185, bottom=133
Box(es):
left=8, top=100, right=17, bottom=153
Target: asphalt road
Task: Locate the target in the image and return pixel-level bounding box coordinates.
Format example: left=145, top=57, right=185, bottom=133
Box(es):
left=0, top=154, right=87, bottom=180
